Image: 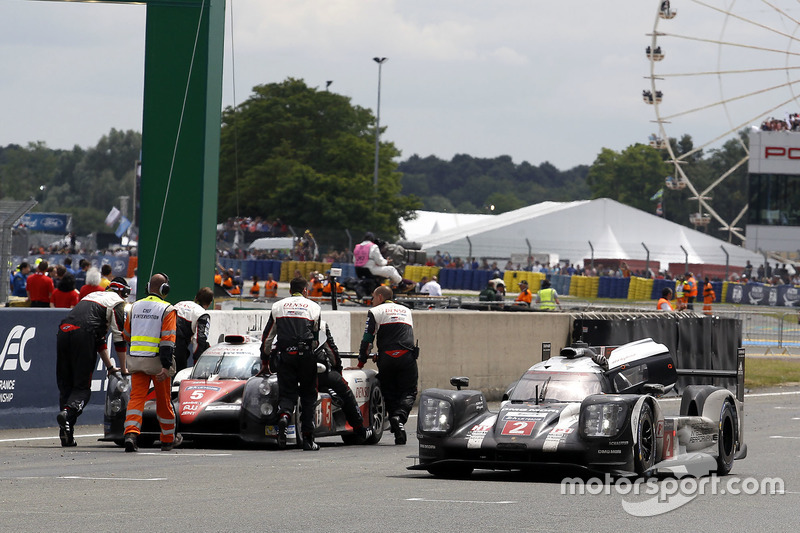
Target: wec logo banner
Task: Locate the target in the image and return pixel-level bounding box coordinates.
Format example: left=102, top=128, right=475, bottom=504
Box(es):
left=0, top=326, right=36, bottom=372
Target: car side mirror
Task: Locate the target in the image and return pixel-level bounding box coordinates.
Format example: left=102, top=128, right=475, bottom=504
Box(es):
left=450, top=376, right=470, bottom=390
left=642, top=383, right=666, bottom=396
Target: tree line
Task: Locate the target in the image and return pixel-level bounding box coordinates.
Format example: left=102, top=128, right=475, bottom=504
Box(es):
left=0, top=77, right=749, bottom=244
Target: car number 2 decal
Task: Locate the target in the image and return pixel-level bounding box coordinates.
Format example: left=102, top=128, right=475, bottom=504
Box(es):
left=501, top=420, right=535, bottom=436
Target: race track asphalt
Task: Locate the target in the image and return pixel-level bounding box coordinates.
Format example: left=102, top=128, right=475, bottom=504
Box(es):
left=1, top=388, right=799, bottom=532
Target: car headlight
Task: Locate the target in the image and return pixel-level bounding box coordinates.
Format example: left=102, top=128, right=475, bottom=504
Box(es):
left=258, top=380, right=271, bottom=396
left=582, top=403, right=627, bottom=437
left=419, top=397, right=453, bottom=434
left=109, top=398, right=124, bottom=414
left=260, top=402, right=274, bottom=416
left=115, top=377, right=130, bottom=394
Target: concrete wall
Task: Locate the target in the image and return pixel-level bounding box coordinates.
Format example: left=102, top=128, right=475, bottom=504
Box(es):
left=349, top=310, right=572, bottom=399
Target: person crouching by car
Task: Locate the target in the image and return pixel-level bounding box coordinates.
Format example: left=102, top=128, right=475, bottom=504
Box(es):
left=56, top=277, right=130, bottom=447
left=173, top=287, right=214, bottom=372
left=317, top=320, right=373, bottom=442
left=358, top=285, right=418, bottom=445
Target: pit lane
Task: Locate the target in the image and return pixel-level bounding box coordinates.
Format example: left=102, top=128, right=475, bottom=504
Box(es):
left=1, top=389, right=799, bottom=531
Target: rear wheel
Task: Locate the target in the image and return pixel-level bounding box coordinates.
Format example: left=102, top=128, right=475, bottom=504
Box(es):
left=634, top=403, right=656, bottom=474
left=340, top=381, right=385, bottom=445
left=716, top=401, right=736, bottom=475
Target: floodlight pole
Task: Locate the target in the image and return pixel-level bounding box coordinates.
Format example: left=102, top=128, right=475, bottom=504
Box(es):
left=372, top=57, right=388, bottom=204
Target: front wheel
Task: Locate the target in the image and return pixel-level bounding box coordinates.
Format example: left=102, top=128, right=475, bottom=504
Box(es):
left=634, top=402, right=656, bottom=474
left=716, top=401, right=737, bottom=475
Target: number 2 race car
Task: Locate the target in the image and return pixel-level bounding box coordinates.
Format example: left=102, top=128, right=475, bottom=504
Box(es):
left=103, top=334, right=385, bottom=448
left=410, top=338, right=747, bottom=478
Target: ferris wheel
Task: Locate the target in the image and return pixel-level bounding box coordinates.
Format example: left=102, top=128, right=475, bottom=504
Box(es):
left=645, top=0, right=800, bottom=243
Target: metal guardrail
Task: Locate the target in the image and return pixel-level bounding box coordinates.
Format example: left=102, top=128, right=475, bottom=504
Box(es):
left=714, top=309, right=800, bottom=351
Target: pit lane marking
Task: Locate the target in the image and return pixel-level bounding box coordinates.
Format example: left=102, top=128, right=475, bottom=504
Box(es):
left=0, top=433, right=103, bottom=443
left=60, top=476, right=167, bottom=481
left=406, top=498, right=517, bottom=504
left=137, top=452, right=232, bottom=456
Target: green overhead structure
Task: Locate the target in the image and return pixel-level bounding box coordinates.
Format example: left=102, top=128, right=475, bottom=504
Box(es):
left=51, top=0, right=226, bottom=303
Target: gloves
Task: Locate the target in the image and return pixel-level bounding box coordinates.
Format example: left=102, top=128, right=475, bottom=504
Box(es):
left=357, top=361, right=365, bottom=369
left=591, top=352, right=608, bottom=369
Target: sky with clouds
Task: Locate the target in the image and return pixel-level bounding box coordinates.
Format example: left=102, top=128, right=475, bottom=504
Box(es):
left=2, top=0, right=798, bottom=171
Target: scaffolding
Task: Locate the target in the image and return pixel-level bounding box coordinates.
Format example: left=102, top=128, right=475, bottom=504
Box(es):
left=0, top=199, right=37, bottom=304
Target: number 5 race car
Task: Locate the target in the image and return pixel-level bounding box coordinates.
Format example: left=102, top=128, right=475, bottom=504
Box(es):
left=409, top=338, right=747, bottom=478
left=102, top=334, right=385, bottom=448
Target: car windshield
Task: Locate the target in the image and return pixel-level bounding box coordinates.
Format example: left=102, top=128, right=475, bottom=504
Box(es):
left=509, top=371, right=604, bottom=403
left=191, top=351, right=261, bottom=380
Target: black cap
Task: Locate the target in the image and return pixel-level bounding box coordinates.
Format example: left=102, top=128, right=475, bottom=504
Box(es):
left=108, top=277, right=131, bottom=298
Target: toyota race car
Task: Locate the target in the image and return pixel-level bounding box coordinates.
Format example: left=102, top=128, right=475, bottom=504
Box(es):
left=409, top=338, right=747, bottom=478
left=103, top=334, right=385, bottom=448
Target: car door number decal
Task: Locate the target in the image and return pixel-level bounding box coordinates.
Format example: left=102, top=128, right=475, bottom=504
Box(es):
left=501, top=420, right=535, bottom=436
left=190, top=390, right=204, bottom=400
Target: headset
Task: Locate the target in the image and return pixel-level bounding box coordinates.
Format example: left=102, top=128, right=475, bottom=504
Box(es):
left=148, top=272, right=170, bottom=296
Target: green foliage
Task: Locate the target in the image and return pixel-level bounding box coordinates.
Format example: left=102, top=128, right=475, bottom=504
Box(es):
left=586, top=144, right=671, bottom=212
left=218, top=78, right=420, bottom=239
left=0, top=129, right=140, bottom=235
left=398, top=154, right=590, bottom=214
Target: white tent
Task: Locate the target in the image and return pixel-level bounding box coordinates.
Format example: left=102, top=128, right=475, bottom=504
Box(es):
left=403, top=198, right=765, bottom=269
left=249, top=237, right=295, bottom=250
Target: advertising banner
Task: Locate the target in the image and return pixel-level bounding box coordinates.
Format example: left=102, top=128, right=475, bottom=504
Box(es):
left=17, top=213, right=69, bottom=232
left=0, top=309, right=113, bottom=429
left=726, top=283, right=800, bottom=307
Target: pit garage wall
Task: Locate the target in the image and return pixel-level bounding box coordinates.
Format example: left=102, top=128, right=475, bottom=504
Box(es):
left=0, top=309, right=738, bottom=429
left=348, top=310, right=571, bottom=399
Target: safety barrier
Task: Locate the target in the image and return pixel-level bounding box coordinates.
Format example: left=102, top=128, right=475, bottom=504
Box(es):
left=715, top=309, right=800, bottom=351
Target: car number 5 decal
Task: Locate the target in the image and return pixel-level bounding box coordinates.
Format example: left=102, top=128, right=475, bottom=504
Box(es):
left=501, top=420, right=535, bottom=436
left=190, top=390, right=205, bottom=400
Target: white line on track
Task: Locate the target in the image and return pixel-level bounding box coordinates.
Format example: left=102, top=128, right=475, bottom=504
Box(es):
left=0, top=433, right=102, bottom=443
left=136, top=452, right=232, bottom=456
left=59, top=476, right=166, bottom=481
left=769, top=436, right=800, bottom=439
left=406, top=498, right=517, bottom=504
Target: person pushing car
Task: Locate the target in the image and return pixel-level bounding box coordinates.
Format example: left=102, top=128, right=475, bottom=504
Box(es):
left=56, top=277, right=130, bottom=447
left=358, top=285, right=418, bottom=445
left=260, top=277, right=322, bottom=451
left=317, top=319, right=373, bottom=442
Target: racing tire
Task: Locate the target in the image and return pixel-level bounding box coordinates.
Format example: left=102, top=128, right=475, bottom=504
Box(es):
left=634, top=402, right=657, bottom=474
left=341, top=382, right=385, bottom=445
left=365, top=382, right=385, bottom=444
left=716, top=401, right=737, bottom=475
left=425, top=464, right=474, bottom=479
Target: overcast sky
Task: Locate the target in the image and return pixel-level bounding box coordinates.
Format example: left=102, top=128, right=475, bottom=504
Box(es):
left=2, top=0, right=796, bottom=171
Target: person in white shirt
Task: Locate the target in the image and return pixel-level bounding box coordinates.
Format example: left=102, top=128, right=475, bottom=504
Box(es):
left=420, top=276, right=442, bottom=296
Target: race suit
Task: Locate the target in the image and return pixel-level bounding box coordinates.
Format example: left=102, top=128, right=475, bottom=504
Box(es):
left=260, top=294, right=322, bottom=437
left=358, top=300, right=417, bottom=424
left=56, top=290, right=127, bottom=424
left=317, top=321, right=367, bottom=432
left=173, top=300, right=211, bottom=371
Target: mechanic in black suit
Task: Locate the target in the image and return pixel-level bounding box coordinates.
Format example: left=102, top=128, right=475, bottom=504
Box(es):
left=317, top=320, right=373, bottom=442
left=260, top=277, right=322, bottom=451
left=358, top=285, right=418, bottom=445
left=56, top=278, right=130, bottom=447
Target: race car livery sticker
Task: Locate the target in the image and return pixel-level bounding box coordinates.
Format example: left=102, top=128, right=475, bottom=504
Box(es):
left=185, top=385, right=222, bottom=391
left=500, top=420, right=536, bottom=436
left=502, top=408, right=557, bottom=421
left=466, top=415, right=496, bottom=449
left=266, top=424, right=297, bottom=439
left=543, top=403, right=579, bottom=452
